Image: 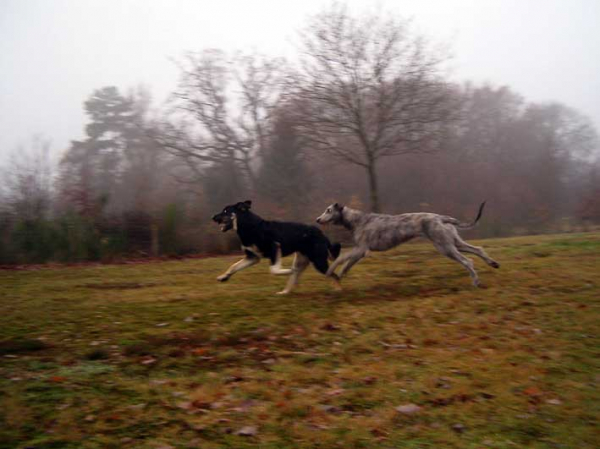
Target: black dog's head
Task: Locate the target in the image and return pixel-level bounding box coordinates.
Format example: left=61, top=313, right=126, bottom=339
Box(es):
left=316, top=203, right=344, bottom=225
left=212, top=200, right=252, bottom=232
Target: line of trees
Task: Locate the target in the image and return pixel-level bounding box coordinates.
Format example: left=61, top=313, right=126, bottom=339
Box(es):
left=1, top=4, right=599, bottom=264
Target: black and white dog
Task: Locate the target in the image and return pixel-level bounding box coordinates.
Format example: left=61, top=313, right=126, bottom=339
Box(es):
left=212, top=201, right=342, bottom=294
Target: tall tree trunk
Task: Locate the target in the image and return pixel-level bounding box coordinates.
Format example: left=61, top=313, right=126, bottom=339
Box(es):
left=150, top=222, right=159, bottom=257
left=366, top=159, right=380, bottom=213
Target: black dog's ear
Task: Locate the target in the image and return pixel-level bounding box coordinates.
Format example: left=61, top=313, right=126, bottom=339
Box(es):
left=237, top=200, right=252, bottom=211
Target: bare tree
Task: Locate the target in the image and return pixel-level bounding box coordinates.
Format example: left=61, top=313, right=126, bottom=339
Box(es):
left=157, top=50, right=288, bottom=194
left=294, top=3, right=459, bottom=212
left=2, top=136, right=54, bottom=221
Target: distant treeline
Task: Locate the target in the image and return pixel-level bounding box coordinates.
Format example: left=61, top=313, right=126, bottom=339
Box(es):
left=1, top=5, right=599, bottom=265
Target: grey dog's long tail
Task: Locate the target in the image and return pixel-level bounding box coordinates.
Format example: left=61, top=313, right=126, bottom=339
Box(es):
left=442, top=201, right=486, bottom=229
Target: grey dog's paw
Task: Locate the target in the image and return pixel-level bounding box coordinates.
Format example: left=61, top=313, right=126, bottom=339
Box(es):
left=490, top=261, right=500, bottom=269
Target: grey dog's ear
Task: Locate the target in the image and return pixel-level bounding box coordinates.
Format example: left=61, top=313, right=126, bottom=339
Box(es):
left=334, top=203, right=343, bottom=210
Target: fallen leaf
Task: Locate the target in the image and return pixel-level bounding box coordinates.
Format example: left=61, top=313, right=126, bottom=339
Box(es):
left=236, top=426, right=258, bottom=437
left=326, top=388, right=345, bottom=397
left=224, top=375, right=244, bottom=383
left=370, top=428, right=388, bottom=438
left=317, top=404, right=341, bottom=414
left=48, top=376, right=67, bottom=383
left=395, top=404, right=421, bottom=414
left=451, top=423, right=466, bottom=433
left=522, top=386, right=543, bottom=397
left=191, top=400, right=212, bottom=410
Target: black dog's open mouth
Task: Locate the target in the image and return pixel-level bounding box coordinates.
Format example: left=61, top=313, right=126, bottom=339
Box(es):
left=212, top=212, right=234, bottom=232
left=213, top=217, right=232, bottom=232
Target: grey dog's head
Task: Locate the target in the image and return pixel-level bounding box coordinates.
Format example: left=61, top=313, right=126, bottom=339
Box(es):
left=212, top=200, right=252, bottom=232
left=316, top=203, right=344, bottom=225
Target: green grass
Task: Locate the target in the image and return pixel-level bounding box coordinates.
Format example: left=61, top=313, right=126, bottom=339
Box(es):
left=1, top=232, right=598, bottom=448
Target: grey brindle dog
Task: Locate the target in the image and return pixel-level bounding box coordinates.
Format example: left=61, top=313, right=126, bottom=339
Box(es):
left=316, top=202, right=500, bottom=287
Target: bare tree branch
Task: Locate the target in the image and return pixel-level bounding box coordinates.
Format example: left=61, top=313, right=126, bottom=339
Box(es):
left=292, top=3, right=459, bottom=211
left=156, top=50, right=288, bottom=193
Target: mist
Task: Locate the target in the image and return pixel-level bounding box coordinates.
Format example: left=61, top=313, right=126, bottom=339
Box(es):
left=1, top=0, right=599, bottom=264
left=1, top=0, right=599, bottom=162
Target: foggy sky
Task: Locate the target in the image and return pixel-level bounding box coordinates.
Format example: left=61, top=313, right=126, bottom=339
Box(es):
left=1, top=0, right=599, bottom=164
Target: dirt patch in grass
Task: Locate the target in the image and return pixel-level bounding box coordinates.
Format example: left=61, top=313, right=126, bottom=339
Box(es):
left=83, top=282, right=161, bottom=290
left=0, top=338, right=51, bottom=355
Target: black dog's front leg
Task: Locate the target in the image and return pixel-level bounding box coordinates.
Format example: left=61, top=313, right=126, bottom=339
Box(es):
left=217, top=253, right=260, bottom=282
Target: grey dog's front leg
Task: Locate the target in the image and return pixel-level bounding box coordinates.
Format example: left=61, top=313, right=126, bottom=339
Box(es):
left=339, top=253, right=365, bottom=278
left=327, top=247, right=367, bottom=277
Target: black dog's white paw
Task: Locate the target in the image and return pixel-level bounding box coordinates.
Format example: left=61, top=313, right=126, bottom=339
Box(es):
left=217, top=275, right=230, bottom=282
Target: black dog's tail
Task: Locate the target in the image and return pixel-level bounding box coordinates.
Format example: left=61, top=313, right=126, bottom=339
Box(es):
left=442, top=201, right=486, bottom=229
left=328, top=242, right=342, bottom=260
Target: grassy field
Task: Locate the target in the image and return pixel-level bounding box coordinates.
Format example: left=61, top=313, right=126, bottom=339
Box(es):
left=1, top=232, right=598, bottom=448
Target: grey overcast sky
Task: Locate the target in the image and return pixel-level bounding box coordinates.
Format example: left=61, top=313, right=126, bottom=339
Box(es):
left=1, top=0, right=599, bottom=163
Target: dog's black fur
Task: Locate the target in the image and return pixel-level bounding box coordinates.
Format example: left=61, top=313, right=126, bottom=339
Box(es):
left=212, top=200, right=341, bottom=276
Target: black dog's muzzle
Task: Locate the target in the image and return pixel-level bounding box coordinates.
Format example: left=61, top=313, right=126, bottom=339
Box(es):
left=212, top=213, right=233, bottom=232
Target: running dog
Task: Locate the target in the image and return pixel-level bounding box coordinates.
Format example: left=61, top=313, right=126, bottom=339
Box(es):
left=212, top=201, right=342, bottom=294
left=316, top=202, right=500, bottom=287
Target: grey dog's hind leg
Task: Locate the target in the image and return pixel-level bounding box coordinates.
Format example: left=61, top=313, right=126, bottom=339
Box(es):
left=454, top=237, right=500, bottom=268
left=436, top=243, right=480, bottom=287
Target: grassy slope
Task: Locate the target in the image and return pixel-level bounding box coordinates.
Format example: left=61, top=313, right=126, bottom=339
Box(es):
left=0, top=233, right=598, bottom=448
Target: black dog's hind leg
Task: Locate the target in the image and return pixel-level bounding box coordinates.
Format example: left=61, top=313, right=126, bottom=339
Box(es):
left=309, top=243, right=343, bottom=291
left=277, top=253, right=310, bottom=295
left=268, top=243, right=293, bottom=275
